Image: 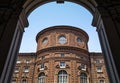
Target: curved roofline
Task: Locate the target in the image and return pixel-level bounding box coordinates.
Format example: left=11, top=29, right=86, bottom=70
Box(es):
left=36, top=25, right=89, bottom=42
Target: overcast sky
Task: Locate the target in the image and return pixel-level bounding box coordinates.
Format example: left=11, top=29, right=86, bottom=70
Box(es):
left=19, top=1, right=102, bottom=53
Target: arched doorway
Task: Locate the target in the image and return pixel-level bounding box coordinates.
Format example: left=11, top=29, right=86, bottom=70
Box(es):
left=0, top=0, right=120, bottom=83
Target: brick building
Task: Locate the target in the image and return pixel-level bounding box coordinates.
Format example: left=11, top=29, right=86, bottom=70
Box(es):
left=12, top=26, right=109, bottom=83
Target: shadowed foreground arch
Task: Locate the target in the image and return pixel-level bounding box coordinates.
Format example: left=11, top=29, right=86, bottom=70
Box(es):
left=23, top=0, right=96, bottom=16
left=0, top=0, right=120, bottom=83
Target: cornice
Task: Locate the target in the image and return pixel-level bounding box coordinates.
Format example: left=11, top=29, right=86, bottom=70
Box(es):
left=36, top=57, right=89, bottom=64
left=18, top=53, right=36, bottom=56
left=36, top=46, right=89, bottom=55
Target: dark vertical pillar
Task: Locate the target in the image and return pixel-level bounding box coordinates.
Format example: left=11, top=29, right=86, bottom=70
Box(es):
left=92, top=6, right=120, bottom=83
left=0, top=8, right=28, bottom=83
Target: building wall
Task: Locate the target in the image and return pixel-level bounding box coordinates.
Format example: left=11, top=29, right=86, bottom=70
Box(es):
left=12, top=53, right=36, bottom=83
left=36, top=26, right=88, bottom=51
left=90, top=53, right=109, bottom=83
left=12, top=26, right=109, bottom=83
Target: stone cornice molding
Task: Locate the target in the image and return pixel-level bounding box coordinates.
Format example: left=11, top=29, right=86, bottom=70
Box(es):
left=36, top=57, right=78, bottom=63
left=18, top=53, right=36, bottom=56
left=36, top=46, right=89, bottom=55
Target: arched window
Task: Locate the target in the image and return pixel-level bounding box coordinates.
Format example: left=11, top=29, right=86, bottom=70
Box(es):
left=77, top=37, right=83, bottom=42
left=12, top=80, right=16, bottom=83
left=58, top=35, right=67, bottom=44
left=80, top=73, right=87, bottom=83
left=58, top=70, right=68, bottom=83
left=100, top=79, right=105, bottom=83
left=42, top=38, right=48, bottom=44
left=22, top=79, right=27, bottom=83
left=38, top=72, right=45, bottom=83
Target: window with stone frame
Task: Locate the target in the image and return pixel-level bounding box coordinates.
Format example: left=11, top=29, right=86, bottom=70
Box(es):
left=23, top=66, right=29, bottom=72
left=16, top=57, right=21, bottom=63
left=12, top=80, right=16, bottom=83
left=100, top=79, right=105, bottom=83
left=58, top=35, right=67, bottom=44
left=97, top=66, right=103, bottom=73
left=38, top=72, right=45, bottom=83
left=14, top=67, right=19, bottom=73
left=60, top=53, right=65, bottom=57
left=40, top=63, right=44, bottom=69
left=26, top=59, right=30, bottom=63
left=80, top=73, right=87, bottom=83
left=58, top=70, right=68, bottom=83
left=22, top=79, right=27, bottom=83
left=60, top=62, right=66, bottom=68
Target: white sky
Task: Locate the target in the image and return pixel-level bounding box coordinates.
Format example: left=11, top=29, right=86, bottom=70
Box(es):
left=19, top=1, right=102, bottom=53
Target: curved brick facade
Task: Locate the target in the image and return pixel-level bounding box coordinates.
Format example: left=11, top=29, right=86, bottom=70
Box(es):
left=36, top=26, right=89, bottom=51
left=12, top=26, right=109, bottom=83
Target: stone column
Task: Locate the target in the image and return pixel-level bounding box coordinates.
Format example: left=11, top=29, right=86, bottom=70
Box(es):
left=0, top=8, right=28, bottom=83
left=92, top=6, right=120, bottom=83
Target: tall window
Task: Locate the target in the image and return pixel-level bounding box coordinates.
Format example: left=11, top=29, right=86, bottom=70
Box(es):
left=22, top=79, right=27, bottom=83
left=100, top=79, right=104, bottom=83
left=80, top=73, right=87, bottom=83
left=12, top=80, right=16, bottom=83
left=58, top=70, right=68, bottom=83
left=38, top=73, right=45, bottom=83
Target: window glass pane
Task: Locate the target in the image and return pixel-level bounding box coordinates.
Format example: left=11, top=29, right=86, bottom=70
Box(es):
left=61, top=53, right=64, bottom=57
left=81, top=64, right=85, bottom=69
left=24, top=67, right=29, bottom=72
left=58, top=70, right=67, bottom=83
left=80, top=73, right=87, bottom=83
left=26, top=59, right=30, bottom=63
left=77, top=38, right=83, bottom=42
left=42, top=38, right=48, bottom=44
left=97, top=67, right=102, bottom=72
left=38, top=73, right=45, bottom=83
left=40, top=64, right=44, bottom=69
left=96, top=59, right=100, bottom=64
left=60, top=62, right=65, bottom=68
left=12, top=80, right=16, bottom=83
left=100, top=80, right=104, bottom=83
left=22, top=79, right=27, bottom=83
left=59, top=35, right=66, bottom=44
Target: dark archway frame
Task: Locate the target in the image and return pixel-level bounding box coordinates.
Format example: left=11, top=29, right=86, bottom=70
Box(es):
left=0, top=0, right=120, bottom=83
